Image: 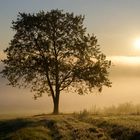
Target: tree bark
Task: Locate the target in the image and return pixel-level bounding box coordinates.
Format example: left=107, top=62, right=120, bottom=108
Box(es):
left=52, top=92, right=60, bottom=115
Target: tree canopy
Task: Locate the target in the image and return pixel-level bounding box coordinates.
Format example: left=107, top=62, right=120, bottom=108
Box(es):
left=1, top=9, right=111, bottom=114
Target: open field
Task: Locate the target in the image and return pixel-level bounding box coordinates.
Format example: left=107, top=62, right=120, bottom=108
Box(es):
left=0, top=114, right=140, bottom=140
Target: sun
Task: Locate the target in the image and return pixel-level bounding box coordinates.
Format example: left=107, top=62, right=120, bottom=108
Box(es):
left=134, top=38, right=140, bottom=50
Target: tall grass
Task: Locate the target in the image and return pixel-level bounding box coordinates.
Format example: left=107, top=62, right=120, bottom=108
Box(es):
left=103, top=102, right=140, bottom=115
left=85, top=102, right=140, bottom=115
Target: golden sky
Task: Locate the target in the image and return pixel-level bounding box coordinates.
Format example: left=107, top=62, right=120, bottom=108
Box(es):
left=0, top=0, right=140, bottom=115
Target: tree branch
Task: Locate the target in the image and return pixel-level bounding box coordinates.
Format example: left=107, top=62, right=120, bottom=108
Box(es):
left=60, top=77, right=74, bottom=91
left=34, top=37, right=55, bottom=100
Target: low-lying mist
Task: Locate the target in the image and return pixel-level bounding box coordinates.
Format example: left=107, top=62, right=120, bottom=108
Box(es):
left=0, top=56, right=140, bottom=115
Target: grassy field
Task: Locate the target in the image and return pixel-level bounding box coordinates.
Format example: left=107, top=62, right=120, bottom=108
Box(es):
left=0, top=113, right=140, bottom=140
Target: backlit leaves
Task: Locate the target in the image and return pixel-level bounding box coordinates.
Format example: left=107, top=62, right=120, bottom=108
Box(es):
left=1, top=9, right=111, bottom=98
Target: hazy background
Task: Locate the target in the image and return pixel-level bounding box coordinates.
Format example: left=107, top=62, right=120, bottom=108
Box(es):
left=0, top=0, right=140, bottom=115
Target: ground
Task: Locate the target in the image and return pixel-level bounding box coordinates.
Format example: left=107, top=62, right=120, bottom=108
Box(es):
left=0, top=114, right=140, bottom=140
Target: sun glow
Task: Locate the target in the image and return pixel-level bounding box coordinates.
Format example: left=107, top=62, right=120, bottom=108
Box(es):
left=134, top=38, right=140, bottom=50
left=108, top=56, right=140, bottom=65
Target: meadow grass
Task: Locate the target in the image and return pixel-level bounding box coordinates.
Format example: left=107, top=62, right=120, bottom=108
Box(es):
left=0, top=113, right=140, bottom=140
left=0, top=103, right=140, bottom=140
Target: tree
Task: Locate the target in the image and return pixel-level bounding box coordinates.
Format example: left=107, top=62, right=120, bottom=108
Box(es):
left=1, top=9, right=111, bottom=114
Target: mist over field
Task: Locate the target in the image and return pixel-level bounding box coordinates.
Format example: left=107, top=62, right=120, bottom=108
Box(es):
left=1, top=0, right=140, bottom=116
left=0, top=56, right=140, bottom=115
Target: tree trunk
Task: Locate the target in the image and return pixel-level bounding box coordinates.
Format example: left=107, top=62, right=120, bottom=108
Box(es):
left=52, top=93, right=60, bottom=115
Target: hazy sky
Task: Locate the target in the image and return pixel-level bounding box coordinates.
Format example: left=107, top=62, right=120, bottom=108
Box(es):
left=1, top=0, right=140, bottom=56
left=0, top=0, right=140, bottom=115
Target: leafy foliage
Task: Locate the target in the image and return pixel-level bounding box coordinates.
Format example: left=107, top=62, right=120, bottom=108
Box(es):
left=1, top=9, right=111, bottom=113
